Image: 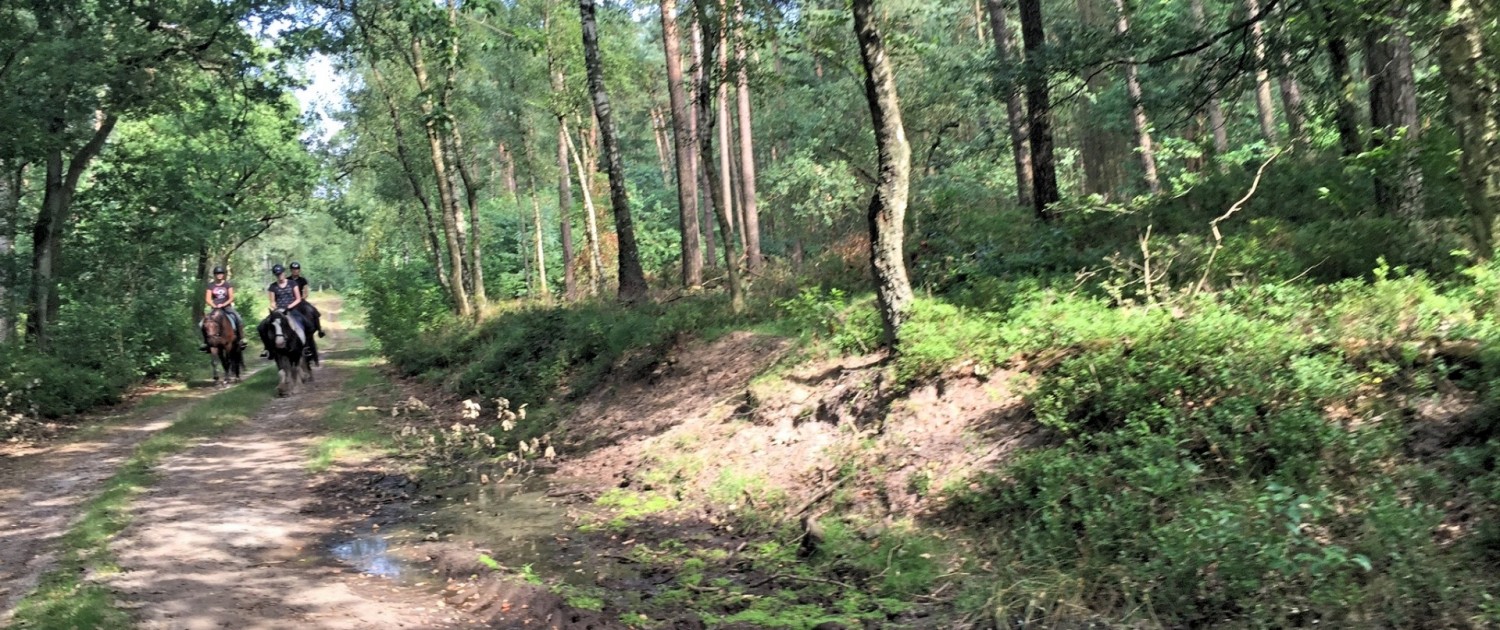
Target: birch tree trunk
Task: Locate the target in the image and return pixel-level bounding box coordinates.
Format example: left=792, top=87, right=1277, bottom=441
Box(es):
left=370, top=65, right=451, bottom=294
left=851, top=0, right=915, bottom=345
left=556, top=118, right=578, bottom=300
left=578, top=0, right=648, bottom=302
left=1112, top=0, right=1161, bottom=194
left=564, top=125, right=605, bottom=297
left=409, top=35, right=472, bottom=317
left=1245, top=0, right=1279, bottom=143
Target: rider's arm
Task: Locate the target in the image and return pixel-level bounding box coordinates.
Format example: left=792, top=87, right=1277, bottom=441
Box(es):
left=288, top=285, right=304, bottom=310
left=268, top=289, right=277, bottom=312
left=225, top=286, right=235, bottom=307
left=204, top=288, right=216, bottom=309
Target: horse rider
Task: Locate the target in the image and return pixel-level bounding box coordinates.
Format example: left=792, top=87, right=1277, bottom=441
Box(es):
left=200, top=265, right=247, bottom=351
left=261, top=264, right=312, bottom=358
left=287, top=262, right=325, bottom=338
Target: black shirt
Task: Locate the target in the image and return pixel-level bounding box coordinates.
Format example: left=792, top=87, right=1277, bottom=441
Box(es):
left=267, top=280, right=298, bottom=309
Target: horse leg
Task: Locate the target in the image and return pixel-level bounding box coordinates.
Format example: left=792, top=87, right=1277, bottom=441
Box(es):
left=209, top=348, right=220, bottom=382
left=276, top=356, right=290, bottom=397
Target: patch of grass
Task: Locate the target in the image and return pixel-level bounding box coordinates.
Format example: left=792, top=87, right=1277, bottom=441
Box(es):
left=594, top=489, right=678, bottom=529
left=10, top=368, right=279, bottom=629
left=307, top=351, right=392, bottom=473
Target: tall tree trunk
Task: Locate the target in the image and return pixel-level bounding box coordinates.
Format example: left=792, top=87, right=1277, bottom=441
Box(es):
left=733, top=0, right=763, bottom=272
left=528, top=178, right=551, bottom=302
left=498, top=142, right=520, bottom=199
left=578, top=0, right=649, bottom=302
left=1189, top=0, right=1229, bottom=155
left=1328, top=43, right=1363, bottom=155
left=449, top=129, right=487, bottom=310
left=27, top=112, right=117, bottom=346
left=1365, top=4, right=1423, bottom=218
left=0, top=161, right=20, bottom=343
left=1016, top=0, right=1059, bottom=219
left=694, top=0, right=744, bottom=312
left=692, top=25, right=717, bottom=271
left=409, top=35, right=472, bottom=318
left=556, top=117, right=578, bottom=300
left=985, top=0, right=1034, bottom=209
left=716, top=6, right=738, bottom=255
left=1245, top=0, right=1279, bottom=143
left=1074, top=0, right=1127, bottom=196
left=193, top=247, right=209, bottom=323
left=851, top=0, right=915, bottom=345
left=563, top=125, right=605, bottom=297
left=660, top=0, right=703, bottom=289
left=650, top=106, right=674, bottom=184
left=1112, top=0, right=1161, bottom=194
left=1274, top=2, right=1308, bottom=148
left=370, top=65, right=451, bottom=294
left=700, top=167, right=717, bottom=268
left=1432, top=0, right=1499, bottom=256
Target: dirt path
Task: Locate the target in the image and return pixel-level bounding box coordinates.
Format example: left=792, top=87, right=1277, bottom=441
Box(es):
left=101, top=306, right=485, bottom=630
left=0, top=385, right=222, bottom=619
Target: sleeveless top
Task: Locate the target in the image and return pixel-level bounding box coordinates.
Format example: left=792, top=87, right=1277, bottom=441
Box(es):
left=208, top=281, right=233, bottom=307
left=267, top=280, right=298, bottom=309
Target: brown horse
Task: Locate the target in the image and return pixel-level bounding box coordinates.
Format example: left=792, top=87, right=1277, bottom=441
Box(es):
left=203, top=308, right=244, bottom=383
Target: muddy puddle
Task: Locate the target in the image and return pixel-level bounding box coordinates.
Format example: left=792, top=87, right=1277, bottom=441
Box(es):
left=326, top=473, right=630, bottom=588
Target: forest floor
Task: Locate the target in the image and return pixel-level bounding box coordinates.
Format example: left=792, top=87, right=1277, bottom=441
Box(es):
left=0, top=299, right=554, bottom=629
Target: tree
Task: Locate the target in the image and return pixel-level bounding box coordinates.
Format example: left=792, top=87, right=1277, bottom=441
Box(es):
left=1365, top=3, right=1423, bottom=218
left=577, top=0, right=648, bottom=303
left=734, top=0, right=763, bottom=273
left=1016, top=0, right=1059, bottom=219
left=659, top=0, right=703, bottom=289
left=851, top=0, right=915, bottom=345
left=1112, top=0, right=1161, bottom=194
left=693, top=0, right=744, bottom=312
left=985, top=0, right=1034, bottom=209
left=1432, top=0, right=1499, bottom=255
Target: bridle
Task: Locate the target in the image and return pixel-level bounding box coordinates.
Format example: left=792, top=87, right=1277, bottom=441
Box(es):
left=272, top=315, right=287, bottom=349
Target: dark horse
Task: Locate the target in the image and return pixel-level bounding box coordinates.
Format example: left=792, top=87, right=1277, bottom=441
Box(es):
left=258, top=309, right=316, bottom=396
left=203, top=308, right=243, bottom=383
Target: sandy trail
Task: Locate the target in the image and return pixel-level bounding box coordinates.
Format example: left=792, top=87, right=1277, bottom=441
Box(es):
left=1, top=300, right=490, bottom=628
left=104, top=303, right=483, bottom=629
left=0, top=384, right=222, bottom=620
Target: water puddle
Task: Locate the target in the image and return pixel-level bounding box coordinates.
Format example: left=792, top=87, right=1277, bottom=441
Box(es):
left=326, top=473, right=625, bottom=587
left=329, top=532, right=405, bottom=578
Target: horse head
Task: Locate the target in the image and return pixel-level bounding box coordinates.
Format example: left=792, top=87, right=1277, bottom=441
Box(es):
left=204, top=309, right=226, bottom=342
left=271, top=311, right=288, bottom=349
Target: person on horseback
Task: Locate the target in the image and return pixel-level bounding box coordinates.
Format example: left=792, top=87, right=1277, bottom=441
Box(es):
left=200, top=266, right=247, bottom=351
left=287, top=262, right=324, bottom=338
left=261, top=264, right=312, bottom=358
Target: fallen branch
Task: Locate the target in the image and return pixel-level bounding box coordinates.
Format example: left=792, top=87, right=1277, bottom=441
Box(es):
left=785, top=476, right=849, bottom=520
left=1193, top=148, right=1284, bottom=297
left=745, top=573, right=856, bottom=591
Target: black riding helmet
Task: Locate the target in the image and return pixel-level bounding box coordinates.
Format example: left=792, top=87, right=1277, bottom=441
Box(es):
left=271, top=264, right=285, bottom=275
left=289, top=262, right=301, bottom=270
left=213, top=266, right=226, bottom=275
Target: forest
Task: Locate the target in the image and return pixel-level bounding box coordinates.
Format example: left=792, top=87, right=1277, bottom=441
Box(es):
left=4, top=0, right=1500, bottom=627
